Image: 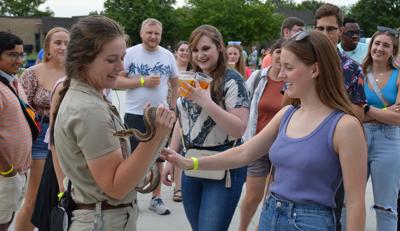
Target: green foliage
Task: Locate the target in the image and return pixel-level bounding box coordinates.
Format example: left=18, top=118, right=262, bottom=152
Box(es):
left=348, top=0, right=400, bottom=37
left=104, top=0, right=178, bottom=47
left=103, top=0, right=282, bottom=48
left=187, top=0, right=283, bottom=47
left=0, top=0, right=53, bottom=16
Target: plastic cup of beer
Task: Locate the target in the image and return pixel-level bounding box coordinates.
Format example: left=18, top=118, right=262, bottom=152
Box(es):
left=195, top=72, right=213, bottom=89
left=178, top=71, right=195, bottom=97
left=228, top=62, right=236, bottom=68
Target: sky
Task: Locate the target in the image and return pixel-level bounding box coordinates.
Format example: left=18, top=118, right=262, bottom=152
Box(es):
left=40, top=0, right=359, bottom=17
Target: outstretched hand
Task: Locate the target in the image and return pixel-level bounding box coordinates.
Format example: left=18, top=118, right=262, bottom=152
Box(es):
left=160, top=148, right=193, bottom=170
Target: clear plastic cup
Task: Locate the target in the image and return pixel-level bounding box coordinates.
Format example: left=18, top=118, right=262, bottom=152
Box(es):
left=178, top=71, right=195, bottom=97
left=195, top=72, right=213, bottom=89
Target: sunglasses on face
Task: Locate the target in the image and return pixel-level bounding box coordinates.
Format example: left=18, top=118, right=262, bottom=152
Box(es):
left=343, top=30, right=361, bottom=37
left=377, top=26, right=400, bottom=38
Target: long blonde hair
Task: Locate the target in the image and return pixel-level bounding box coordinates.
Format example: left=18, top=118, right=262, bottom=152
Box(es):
left=226, top=44, right=246, bottom=78
left=43, top=27, right=70, bottom=63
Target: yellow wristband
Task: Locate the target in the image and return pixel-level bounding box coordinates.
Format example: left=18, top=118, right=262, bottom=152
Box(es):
left=57, top=192, right=64, bottom=202
left=140, top=77, right=145, bottom=87
left=383, top=107, right=388, bottom=110
left=191, top=157, right=199, bottom=170
left=0, top=165, right=14, bottom=176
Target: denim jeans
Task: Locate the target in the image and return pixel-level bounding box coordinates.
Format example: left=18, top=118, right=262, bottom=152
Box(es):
left=181, top=166, right=246, bottom=231
left=32, top=119, right=49, bottom=160
left=364, top=123, right=400, bottom=231
left=259, top=194, right=336, bottom=231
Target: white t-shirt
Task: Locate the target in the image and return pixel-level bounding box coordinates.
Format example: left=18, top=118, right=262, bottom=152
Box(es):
left=124, top=44, right=178, bottom=115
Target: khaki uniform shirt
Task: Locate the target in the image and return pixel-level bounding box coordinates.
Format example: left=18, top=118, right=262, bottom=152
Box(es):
left=55, top=79, right=135, bottom=205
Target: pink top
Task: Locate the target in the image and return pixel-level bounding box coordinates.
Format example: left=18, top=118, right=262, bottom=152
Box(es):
left=20, top=68, right=51, bottom=116
left=0, top=82, right=32, bottom=173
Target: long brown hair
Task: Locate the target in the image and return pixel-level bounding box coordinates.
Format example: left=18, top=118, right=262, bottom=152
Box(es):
left=189, top=25, right=227, bottom=103
left=284, top=31, right=360, bottom=121
left=43, top=27, right=70, bottom=63
left=50, top=16, right=125, bottom=144
left=362, top=31, right=400, bottom=74
left=226, top=44, right=246, bottom=78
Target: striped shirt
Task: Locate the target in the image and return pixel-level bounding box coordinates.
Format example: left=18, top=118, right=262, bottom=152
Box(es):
left=0, top=82, right=32, bottom=173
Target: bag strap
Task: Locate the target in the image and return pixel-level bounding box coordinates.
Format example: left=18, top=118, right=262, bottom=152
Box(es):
left=367, top=71, right=390, bottom=107
left=262, top=164, right=275, bottom=203
left=0, top=76, right=40, bottom=141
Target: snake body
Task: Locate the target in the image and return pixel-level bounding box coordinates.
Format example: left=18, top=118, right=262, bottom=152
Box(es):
left=113, top=107, right=166, bottom=194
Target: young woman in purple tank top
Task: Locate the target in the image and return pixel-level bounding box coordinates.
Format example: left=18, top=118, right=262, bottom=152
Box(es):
left=163, top=31, right=367, bottom=231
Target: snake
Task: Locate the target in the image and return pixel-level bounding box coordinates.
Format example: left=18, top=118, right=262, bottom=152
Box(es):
left=113, top=107, right=168, bottom=194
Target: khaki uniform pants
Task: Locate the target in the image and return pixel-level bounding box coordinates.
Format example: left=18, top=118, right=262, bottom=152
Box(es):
left=69, top=203, right=138, bottom=231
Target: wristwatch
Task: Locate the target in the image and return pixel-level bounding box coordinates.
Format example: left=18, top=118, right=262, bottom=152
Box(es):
left=363, top=104, right=370, bottom=114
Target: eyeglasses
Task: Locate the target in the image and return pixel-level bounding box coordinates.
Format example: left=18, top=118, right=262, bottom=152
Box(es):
left=377, top=26, right=399, bottom=38
left=5, top=52, right=26, bottom=61
left=315, top=26, right=339, bottom=34
left=343, top=30, right=361, bottom=37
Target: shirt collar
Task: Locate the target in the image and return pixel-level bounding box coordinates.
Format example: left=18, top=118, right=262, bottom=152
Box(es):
left=69, top=78, right=105, bottom=100
left=0, top=70, right=16, bottom=83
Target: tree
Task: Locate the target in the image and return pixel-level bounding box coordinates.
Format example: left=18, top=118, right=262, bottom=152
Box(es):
left=349, top=0, right=400, bottom=37
left=104, top=0, right=178, bottom=47
left=187, top=0, right=283, bottom=47
left=0, top=0, right=53, bottom=16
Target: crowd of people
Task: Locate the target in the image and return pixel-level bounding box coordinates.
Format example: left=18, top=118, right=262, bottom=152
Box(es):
left=0, top=2, right=400, bottom=231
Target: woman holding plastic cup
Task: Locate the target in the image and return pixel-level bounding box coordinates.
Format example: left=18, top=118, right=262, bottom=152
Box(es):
left=227, top=44, right=252, bottom=79
left=162, top=25, right=250, bottom=230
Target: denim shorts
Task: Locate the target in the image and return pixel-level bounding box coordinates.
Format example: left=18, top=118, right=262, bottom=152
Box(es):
left=259, top=193, right=336, bottom=231
left=32, top=119, right=49, bottom=160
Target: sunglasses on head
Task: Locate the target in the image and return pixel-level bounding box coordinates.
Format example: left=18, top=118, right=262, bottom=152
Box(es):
left=291, top=31, right=310, bottom=41
left=377, top=26, right=399, bottom=38
left=343, top=30, right=361, bottom=37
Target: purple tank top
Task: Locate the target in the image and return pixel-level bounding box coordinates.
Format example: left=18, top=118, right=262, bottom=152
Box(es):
left=269, top=106, right=344, bottom=208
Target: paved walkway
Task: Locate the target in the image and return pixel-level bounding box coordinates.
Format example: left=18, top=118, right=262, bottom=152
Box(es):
left=136, top=180, right=376, bottom=230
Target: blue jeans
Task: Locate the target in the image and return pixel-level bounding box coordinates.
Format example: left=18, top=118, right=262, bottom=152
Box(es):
left=364, top=123, right=400, bottom=230
left=259, top=194, right=336, bottom=231
left=32, top=117, right=49, bottom=160
left=181, top=166, right=246, bottom=231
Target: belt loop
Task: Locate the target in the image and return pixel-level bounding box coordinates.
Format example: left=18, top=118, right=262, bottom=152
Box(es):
left=93, top=202, right=103, bottom=231
left=288, top=201, right=294, bottom=219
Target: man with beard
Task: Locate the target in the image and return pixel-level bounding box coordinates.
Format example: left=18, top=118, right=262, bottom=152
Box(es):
left=115, top=18, right=178, bottom=215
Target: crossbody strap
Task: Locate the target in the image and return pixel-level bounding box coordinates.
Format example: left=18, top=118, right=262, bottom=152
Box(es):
left=367, top=71, right=390, bottom=107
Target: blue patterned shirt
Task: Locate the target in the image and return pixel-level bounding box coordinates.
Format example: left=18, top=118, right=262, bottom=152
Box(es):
left=177, top=69, right=250, bottom=147
left=338, top=50, right=366, bottom=105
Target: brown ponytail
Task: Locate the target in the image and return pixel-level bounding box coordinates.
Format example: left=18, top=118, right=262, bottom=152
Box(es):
left=50, top=15, right=125, bottom=145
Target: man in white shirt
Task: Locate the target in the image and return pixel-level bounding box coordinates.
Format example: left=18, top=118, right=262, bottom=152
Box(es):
left=115, top=18, right=178, bottom=215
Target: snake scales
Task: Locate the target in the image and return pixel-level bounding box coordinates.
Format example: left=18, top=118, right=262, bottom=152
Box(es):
left=114, top=107, right=168, bottom=194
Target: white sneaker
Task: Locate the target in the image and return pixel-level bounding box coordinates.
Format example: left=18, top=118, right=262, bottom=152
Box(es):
left=149, top=196, right=171, bottom=215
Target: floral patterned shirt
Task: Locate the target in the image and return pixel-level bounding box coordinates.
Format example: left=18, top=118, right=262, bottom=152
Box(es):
left=338, top=50, right=366, bottom=105
left=20, top=68, right=51, bottom=116
left=177, top=69, right=250, bottom=148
